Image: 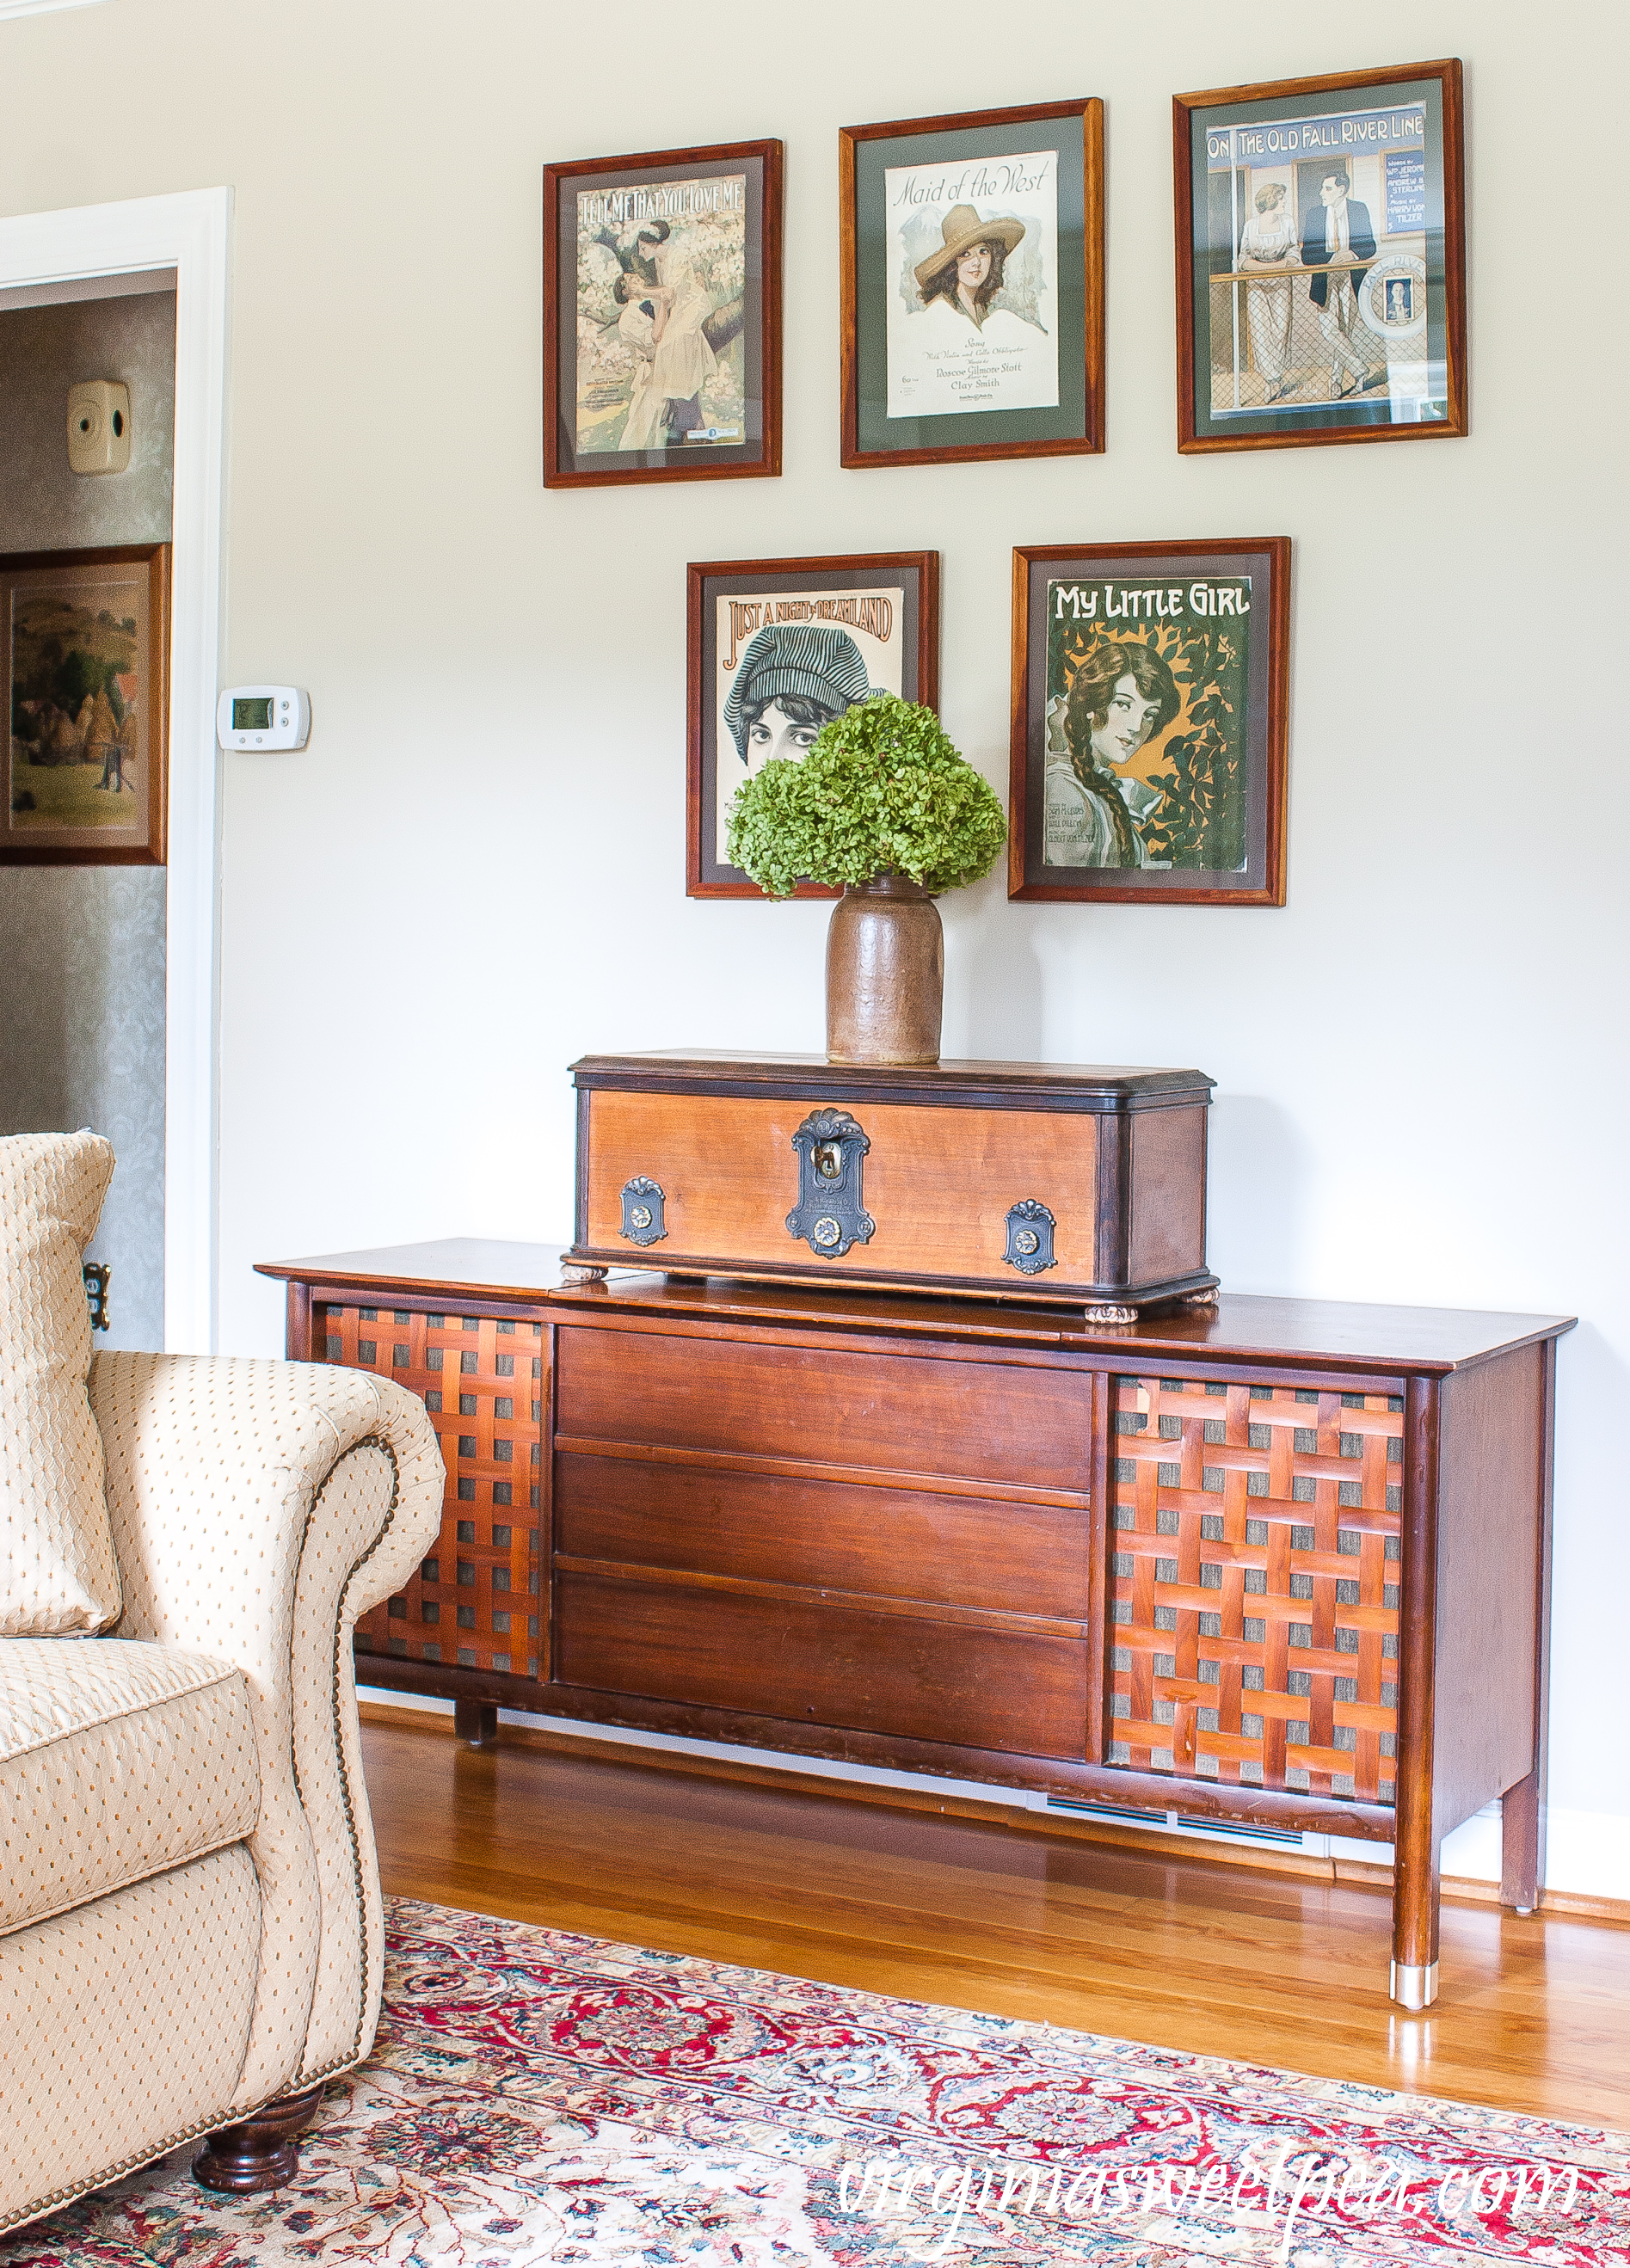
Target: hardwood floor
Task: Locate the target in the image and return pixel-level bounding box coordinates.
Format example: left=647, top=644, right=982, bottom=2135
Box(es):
left=361, top=1715, right=1630, bottom=2130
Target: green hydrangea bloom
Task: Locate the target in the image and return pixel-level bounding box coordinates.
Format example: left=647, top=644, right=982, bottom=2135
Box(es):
left=724, top=694, right=1007, bottom=900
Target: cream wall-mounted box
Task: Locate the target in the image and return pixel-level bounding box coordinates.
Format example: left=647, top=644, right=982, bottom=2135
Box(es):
left=66, top=379, right=130, bottom=475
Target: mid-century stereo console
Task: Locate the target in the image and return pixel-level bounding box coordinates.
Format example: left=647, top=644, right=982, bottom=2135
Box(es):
left=259, top=1050, right=1572, bottom=2010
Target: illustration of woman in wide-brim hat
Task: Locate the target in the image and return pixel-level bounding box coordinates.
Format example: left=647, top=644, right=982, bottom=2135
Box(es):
left=913, top=201, right=1026, bottom=329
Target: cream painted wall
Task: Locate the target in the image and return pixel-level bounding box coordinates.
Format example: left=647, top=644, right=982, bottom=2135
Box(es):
left=4, top=0, right=1625, bottom=1883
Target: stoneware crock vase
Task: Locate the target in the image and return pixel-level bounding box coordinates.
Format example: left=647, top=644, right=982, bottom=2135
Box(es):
left=825, top=873, right=944, bottom=1065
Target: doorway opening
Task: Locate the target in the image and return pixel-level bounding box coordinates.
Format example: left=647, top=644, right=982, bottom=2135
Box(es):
left=0, top=189, right=231, bottom=1351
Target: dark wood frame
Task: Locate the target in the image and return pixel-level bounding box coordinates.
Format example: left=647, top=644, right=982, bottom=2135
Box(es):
left=840, top=99, right=1104, bottom=470
left=543, top=138, right=784, bottom=489
left=686, top=551, right=941, bottom=898
left=1173, top=59, right=1467, bottom=454
left=1, top=542, right=170, bottom=866
left=1009, top=536, right=1289, bottom=906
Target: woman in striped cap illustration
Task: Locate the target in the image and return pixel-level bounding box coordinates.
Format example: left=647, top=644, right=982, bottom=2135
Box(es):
left=724, top=622, right=874, bottom=774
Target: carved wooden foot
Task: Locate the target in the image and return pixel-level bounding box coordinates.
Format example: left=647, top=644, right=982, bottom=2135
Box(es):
left=559, top=1262, right=608, bottom=1285
left=194, top=2081, right=326, bottom=2193
left=454, top=1699, right=498, bottom=1747
left=1082, top=1302, right=1140, bottom=1325
left=1180, top=1286, right=1221, bottom=1310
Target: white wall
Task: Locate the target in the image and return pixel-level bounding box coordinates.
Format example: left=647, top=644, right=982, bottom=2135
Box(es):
left=4, top=0, right=1625, bottom=1890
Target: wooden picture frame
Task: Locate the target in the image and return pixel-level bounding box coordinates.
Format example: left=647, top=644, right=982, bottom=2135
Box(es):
left=840, top=100, right=1104, bottom=470
left=1174, top=59, right=1466, bottom=452
left=2, top=543, right=170, bottom=867
left=544, top=138, right=783, bottom=488
left=687, top=551, right=940, bottom=898
left=1009, top=537, right=1289, bottom=906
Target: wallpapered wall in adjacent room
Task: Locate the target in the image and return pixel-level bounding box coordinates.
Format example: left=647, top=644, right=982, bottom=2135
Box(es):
left=0, top=286, right=176, bottom=1350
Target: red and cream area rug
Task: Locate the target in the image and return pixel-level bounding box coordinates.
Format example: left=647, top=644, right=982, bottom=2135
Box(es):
left=9, top=1896, right=1627, bottom=2266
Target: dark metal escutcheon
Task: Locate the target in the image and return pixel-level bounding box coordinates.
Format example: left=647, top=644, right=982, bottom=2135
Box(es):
left=619, top=1176, right=667, bottom=1246
left=786, top=1107, right=875, bottom=1259
left=1003, top=1200, right=1056, bottom=1275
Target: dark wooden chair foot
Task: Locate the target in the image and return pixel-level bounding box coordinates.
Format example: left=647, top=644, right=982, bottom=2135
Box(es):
left=194, top=2081, right=326, bottom=2193
left=454, top=1699, right=498, bottom=1747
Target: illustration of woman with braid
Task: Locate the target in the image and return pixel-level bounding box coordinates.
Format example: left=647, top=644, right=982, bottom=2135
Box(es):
left=1043, top=638, right=1180, bottom=867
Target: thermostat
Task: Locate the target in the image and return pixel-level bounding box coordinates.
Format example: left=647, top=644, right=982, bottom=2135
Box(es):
left=217, top=685, right=311, bottom=751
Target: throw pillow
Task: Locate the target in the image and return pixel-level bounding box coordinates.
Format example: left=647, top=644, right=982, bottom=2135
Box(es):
left=0, top=1131, right=120, bottom=1636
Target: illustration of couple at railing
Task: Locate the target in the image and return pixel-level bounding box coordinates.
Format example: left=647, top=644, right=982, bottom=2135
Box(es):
left=1227, top=166, right=1389, bottom=405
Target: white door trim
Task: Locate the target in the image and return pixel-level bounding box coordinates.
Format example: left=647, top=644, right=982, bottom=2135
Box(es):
left=0, top=187, right=232, bottom=1353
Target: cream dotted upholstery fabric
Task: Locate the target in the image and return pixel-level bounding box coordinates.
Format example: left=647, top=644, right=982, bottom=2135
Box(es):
left=88, top=1353, right=444, bottom=2112
left=0, top=1351, right=442, bottom=2234
left=0, top=1638, right=257, bottom=1935
left=0, top=1131, right=120, bottom=1637
left=1, top=1850, right=261, bottom=2228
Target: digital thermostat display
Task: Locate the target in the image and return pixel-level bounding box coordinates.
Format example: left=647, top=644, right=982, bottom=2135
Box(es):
left=217, top=685, right=311, bottom=752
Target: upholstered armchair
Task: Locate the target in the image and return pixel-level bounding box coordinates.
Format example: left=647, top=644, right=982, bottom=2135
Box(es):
left=1, top=1349, right=444, bottom=2234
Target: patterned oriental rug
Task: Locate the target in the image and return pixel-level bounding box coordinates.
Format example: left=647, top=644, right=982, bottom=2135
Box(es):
left=7, top=1897, right=1627, bottom=2267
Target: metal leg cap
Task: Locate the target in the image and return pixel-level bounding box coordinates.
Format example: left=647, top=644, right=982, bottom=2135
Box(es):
left=1389, top=1958, right=1439, bottom=2010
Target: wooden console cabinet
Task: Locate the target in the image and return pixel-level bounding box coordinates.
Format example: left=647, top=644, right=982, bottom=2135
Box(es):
left=258, top=1238, right=1572, bottom=2009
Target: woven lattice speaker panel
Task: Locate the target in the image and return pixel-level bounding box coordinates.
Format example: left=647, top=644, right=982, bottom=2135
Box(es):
left=330, top=1306, right=545, bottom=1679
left=1108, top=1375, right=1403, bottom=1802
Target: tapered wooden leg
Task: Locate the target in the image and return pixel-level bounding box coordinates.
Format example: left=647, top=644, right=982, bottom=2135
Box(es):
left=454, top=1699, right=498, bottom=1747
left=1393, top=1377, right=1442, bottom=2009
left=1392, top=1828, right=1441, bottom=2009
left=194, top=2082, right=325, bottom=2193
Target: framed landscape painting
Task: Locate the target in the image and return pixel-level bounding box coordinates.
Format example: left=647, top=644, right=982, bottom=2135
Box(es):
left=840, top=100, right=1104, bottom=470
left=1174, top=59, right=1466, bottom=452
left=1009, top=537, right=1289, bottom=906
left=544, top=138, right=783, bottom=487
left=687, top=551, right=939, bottom=897
left=2, top=544, right=170, bottom=866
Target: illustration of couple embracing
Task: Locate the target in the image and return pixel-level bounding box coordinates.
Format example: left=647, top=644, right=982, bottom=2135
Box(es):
left=601, top=218, right=721, bottom=447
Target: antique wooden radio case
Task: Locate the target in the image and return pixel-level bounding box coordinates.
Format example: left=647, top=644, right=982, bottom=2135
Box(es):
left=564, top=1051, right=1217, bottom=1316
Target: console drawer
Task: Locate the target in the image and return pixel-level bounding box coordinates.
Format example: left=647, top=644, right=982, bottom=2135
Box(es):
left=555, top=1324, right=1090, bottom=1495
left=556, top=1451, right=1089, bottom=1619
left=554, top=1570, right=1090, bottom=1760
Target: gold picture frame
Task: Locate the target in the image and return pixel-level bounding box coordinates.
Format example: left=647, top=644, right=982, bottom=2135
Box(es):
left=2, top=543, right=170, bottom=866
